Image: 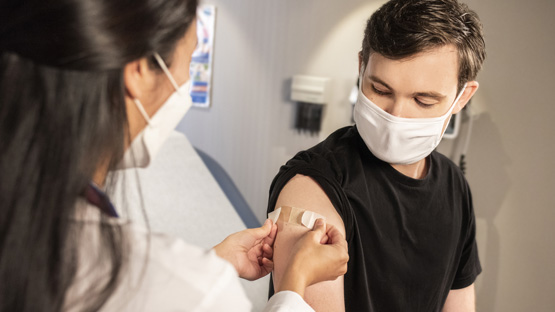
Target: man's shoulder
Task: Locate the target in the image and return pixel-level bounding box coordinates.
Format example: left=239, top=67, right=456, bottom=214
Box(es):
left=430, top=151, right=470, bottom=192
left=301, top=126, right=361, bottom=161
left=269, top=126, right=361, bottom=208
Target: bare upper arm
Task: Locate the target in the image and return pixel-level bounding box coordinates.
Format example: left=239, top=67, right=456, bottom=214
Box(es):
left=442, top=284, right=476, bottom=312
left=272, top=174, right=346, bottom=312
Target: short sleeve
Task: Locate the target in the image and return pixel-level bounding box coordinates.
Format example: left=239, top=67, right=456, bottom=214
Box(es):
left=451, top=186, right=482, bottom=289
left=266, top=150, right=354, bottom=242
left=266, top=150, right=355, bottom=299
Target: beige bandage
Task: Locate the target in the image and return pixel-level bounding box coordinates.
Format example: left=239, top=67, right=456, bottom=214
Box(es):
left=268, top=206, right=325, bottom=230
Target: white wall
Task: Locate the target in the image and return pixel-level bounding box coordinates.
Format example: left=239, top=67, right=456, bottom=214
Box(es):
left=454, top=0, right=555, bottom=311
left=178, top=0, right=383, bottom=223
left=177, top=0, right=555, bottom=311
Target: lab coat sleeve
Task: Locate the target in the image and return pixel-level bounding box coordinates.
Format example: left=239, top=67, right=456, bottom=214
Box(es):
left=263, top=291, right=315, bottom=312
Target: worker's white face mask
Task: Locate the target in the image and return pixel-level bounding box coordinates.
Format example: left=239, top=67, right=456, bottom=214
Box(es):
left=353, top=67, right=466, bottom=165
left=119, top=53, right=192, bottom=169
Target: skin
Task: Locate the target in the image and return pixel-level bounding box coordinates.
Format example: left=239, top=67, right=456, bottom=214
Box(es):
left=272, top=174, right=347, bottom=311
left=92, top=21, right=197, bottom=186
left=275, top=219, right=348, bottom=298
left=360, top=45, right=479, bottom=179
left=123, top=25, right=197, bottom=150
left=443, top=284, right=476, bottom=312
left=272, top=44, right=479, bottom=311
left=92, top=20, right=349, bottom=300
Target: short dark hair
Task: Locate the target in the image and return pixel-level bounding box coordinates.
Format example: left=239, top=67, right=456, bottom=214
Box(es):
left=361, top=0, right=486, bottom=91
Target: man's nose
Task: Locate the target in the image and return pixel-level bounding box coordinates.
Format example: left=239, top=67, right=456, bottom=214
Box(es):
left=383, top=100, right=408, bottom=118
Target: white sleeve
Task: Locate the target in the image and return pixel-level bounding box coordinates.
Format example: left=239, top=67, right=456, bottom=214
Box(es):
left=67, top=217, right=253, bottom=312
left=262, top=291, right=315, bottom=312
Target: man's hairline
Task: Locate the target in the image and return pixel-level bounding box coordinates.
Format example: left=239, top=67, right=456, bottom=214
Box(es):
left=360, top=44, right=468, bottom=92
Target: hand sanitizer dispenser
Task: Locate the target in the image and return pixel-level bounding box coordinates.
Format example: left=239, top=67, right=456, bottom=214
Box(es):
left=291, top=75, right=331, bottom=104
left=291, top=75, right=331, bottom=135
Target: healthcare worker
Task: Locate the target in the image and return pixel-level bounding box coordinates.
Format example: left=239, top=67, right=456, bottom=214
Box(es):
left=0, top=0, right=349, bottom=311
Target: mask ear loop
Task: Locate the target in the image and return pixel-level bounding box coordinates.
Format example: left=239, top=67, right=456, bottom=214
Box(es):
left=132, top=52, right=182, bottom=125
left=444, top=83, right=468, bottom=117
left=133, top=98, right=152, bottom=125
left=153, top=52, right=181, bottom=92
left=438, top=82, right=468, bottom=140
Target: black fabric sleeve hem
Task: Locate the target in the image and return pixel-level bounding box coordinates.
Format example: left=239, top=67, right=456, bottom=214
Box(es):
left=266, top=165, right=354, bottom=243
left=266, top=163, right=355, bottom=300
left=451, top=266, right=482, bottom=289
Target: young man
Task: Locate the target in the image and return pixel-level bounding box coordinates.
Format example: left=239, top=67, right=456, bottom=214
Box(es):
left=267, top=0, right=486, bottom=311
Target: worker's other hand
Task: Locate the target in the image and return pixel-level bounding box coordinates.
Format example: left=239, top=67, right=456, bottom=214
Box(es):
left=276, top=219, right=349, bottom=298
left=214, top=219, right=278, bottom=281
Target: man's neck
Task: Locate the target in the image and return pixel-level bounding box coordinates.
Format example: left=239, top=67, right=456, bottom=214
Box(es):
left=390, top=158, right=429, bottom=180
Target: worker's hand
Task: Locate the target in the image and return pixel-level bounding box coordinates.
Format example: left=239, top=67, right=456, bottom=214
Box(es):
left=213, top=219, right=278, bottom=281
left=275, top=219, right=349, bottom=298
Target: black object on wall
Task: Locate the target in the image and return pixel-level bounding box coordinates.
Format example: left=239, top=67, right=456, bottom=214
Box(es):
left=294, top=102, right=324, bottom=135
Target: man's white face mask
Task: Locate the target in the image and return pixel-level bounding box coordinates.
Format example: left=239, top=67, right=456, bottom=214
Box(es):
left=353, top=66, right=466, bottom=165
left=119, top=52, right=192, bottom=169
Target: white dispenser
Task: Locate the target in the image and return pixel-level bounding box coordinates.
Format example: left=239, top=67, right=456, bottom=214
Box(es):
left=291, top=75, right=331, bottom=104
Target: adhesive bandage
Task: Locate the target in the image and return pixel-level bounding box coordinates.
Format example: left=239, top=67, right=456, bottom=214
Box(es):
left=268, top=206, right=326, bottom=230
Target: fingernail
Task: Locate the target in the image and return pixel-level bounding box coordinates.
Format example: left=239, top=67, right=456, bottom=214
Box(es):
left=315, top=219, right=324, bottom=226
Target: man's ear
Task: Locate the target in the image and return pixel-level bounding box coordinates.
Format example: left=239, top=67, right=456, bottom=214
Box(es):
left=123, top=58, right=155, bottom=100
left=453, top=81, right=479, bottom=114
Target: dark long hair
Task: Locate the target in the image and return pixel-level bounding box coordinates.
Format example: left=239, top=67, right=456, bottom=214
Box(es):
left=0, top=0, right=198, bottom=311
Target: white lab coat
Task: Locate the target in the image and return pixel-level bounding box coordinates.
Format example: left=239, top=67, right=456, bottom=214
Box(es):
left=64, top=200, right=314, bottom=312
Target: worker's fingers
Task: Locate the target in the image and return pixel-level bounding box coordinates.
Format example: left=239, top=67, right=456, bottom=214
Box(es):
left=311, top=218, right=327, bottom=238
left=247, top=219, right=273, bottom=240
left=253, top=242, right=264, bottom=258
left=326, top=225, right=347, bottom=248
left=261, top=257, right=274, bottom=273
left=264, top=222, right=278, bottom=246
left=320, top=234, right=330, bottom=244
left=262, top=243, right=273, bottom=259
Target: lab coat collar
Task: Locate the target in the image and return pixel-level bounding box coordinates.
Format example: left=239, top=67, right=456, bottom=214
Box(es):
left=84, top=182, right=119, bottom=218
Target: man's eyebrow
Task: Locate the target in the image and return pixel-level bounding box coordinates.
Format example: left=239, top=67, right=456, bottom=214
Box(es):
left=369, top=75, right=447, bottom=99
left=413, top=91, right=446, bottom=100
left=369, top=75, right=394, bottom=90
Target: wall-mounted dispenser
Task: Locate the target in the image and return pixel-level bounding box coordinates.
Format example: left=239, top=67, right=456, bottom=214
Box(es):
left=291, top=75, right=331, bottom=135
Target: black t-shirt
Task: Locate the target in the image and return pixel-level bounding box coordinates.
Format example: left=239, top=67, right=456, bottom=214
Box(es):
left=267, top=126, right=481, bottom=311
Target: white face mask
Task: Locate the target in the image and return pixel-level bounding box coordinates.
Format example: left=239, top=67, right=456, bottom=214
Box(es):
left=118, top=53, right=192, bottom=169
left=353, top=69, right=466, bottom=165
